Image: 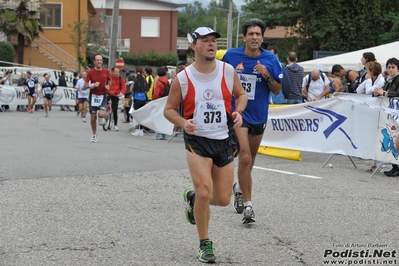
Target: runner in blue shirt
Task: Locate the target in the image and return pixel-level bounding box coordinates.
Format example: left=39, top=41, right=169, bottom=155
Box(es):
left=222, top=18, right=283, bottom=224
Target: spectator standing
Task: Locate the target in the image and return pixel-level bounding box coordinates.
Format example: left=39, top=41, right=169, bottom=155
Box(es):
left=373, top=58, right=399, bottom=177
left=17, top=72, right=27, bottom=112
left=267, top=46, right=291, bottom=104
left=169, top=70, right=176, bottom=85
left=151, top=67, right=169, bottom=140
left=1, top=70, right=13, bottom=111
left=356, top=61, right=385, bottom=95
left=176, top=51, right=191, bottom=74
left=73, top=71, right=80, bottom=115
left=358, top=52, right=376, bottom=84
left=123, top=75, right=134, bottom=124
left=286, top=52, right=305, bottom=104
left=131, top=66, right=148, bottom=137
left=58, top=71, right=71, bottom=111
left=108, top=67, right=126, bottom=131
left=330, top=64, right=359, bottom=93
left=144, top=67, right=154, bottom=101
left=302, top=69, right=330, bottom=101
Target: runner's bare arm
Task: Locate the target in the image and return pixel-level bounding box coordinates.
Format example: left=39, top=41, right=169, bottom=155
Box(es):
left=164, top=77, right=191, bottom=130
left=232, top=71, right=248, bottom=128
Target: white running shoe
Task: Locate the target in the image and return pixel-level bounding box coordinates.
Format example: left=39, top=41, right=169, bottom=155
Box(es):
left=114, top=125, right=119, bottom=131
left=82, top=117, right=86, bottom=123
left=131, top=129, right=143, bottom=136
left=242, top=205, right=255, bottom=224
left=90, top=134, right=98, bottom=143
left=98, top=118, right=105, bottom=126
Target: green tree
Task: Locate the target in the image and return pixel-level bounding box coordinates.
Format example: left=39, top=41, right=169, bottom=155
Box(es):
left=68, top=20, right=91, bottom=71
left=380, top=12, right=399, bottom=43
left=243, top=0, right=399, bottom=60
left=0, top=41, right=16, bottom=66
left=177, top=0, right=239, bottom=38
left=0, top=0, right=44, bottom=64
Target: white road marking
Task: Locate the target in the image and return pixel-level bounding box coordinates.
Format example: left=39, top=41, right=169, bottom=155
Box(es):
left=253, top=166, right=323, bottom=179
left=298, top=174, right=323, bottom=179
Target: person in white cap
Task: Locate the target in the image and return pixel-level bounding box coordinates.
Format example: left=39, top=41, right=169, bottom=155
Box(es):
left=164, top=26, right=248, bottom=263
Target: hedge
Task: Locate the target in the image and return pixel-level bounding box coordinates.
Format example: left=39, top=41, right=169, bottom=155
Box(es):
left=0, top=42, right=16, bottom=66
left=123, top=49, right=178, bottom=67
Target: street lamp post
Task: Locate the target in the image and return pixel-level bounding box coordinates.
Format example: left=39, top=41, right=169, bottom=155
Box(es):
left=232, top=12, right=253, bottom=48
left=227, top=0, right=233, bottom=49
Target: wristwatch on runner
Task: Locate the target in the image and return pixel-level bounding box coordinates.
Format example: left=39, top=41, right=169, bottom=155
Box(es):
left=266, top=75, right=274, bottom=84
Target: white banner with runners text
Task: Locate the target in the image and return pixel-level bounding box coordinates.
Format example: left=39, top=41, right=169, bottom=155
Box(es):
left=127, top=93, right=399, bottom=164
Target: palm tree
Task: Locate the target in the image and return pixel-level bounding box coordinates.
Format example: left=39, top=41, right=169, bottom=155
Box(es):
left=0, top=0, right=44, bottom=64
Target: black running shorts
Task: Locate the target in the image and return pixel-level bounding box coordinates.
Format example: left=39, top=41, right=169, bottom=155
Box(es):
left=89, top=93, right=107, bottom=115
left=26, top=88, right=36, bottom=97
left=241, top=119, right=267, bottom=136
left=184, top=132, right=240, bottom=167
left=78, top=97, right=88, bottom=103
left=44, top=94, right=53, bottom=100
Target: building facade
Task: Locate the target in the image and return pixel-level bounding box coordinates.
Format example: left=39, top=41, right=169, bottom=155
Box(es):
left=1, top=0, right=96, bottom=71
left=90, top=0, right=186, bottom=54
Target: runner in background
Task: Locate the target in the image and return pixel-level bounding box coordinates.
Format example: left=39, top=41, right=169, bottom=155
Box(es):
left=40, top=73, right=57, bottom=117
left=84, top=54, right=112, bottom=143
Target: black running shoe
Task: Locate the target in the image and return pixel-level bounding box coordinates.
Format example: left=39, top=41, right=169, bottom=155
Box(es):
left=242, top=205, right=256, bottom=224
left=197, top=240, right=216, bottom=263
left=183, top=188, right=196, bottom=225
left=232, top=183, right=244, bottom=214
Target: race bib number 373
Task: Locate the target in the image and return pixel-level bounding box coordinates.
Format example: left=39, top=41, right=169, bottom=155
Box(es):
left=196, top=100, right=227, bottom=132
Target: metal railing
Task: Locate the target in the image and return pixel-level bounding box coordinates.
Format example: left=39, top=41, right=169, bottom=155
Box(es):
left=104, top=38, right=130, bottom=52
left=177, top=37, right=227, bottom=50
left=32, top=34, right=78, bottom=71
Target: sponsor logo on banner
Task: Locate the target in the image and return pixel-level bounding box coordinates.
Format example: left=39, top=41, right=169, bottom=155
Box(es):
left=62, top=87, right=76, bottom=101
left=270, top=105, right=357, bottom=149
left=15, top=87, right=27, bottom=100
left=0, top=87, right=14, bottom=103
left=379, top=124, right=399, bottom=159
left=387, top=98, right=399, bottom=120
left=52, top=91, right=63, bottom=103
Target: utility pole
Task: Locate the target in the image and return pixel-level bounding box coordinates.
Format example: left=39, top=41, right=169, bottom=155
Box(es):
left=226, top=0, right=233, bottom=49
left=109, top=0, right=120, bottom=69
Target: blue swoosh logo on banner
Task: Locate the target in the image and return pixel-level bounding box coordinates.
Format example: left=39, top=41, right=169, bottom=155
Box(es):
left=305, top=106, right=357, bottom=149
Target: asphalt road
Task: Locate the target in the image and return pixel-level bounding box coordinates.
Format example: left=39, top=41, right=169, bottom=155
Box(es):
left=0, top=109, right=398, bottom=266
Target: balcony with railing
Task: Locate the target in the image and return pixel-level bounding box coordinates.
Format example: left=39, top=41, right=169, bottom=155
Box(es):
left=177, top=37, right=227, bottom=50
left=103, top=38, right=130, bottom=53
